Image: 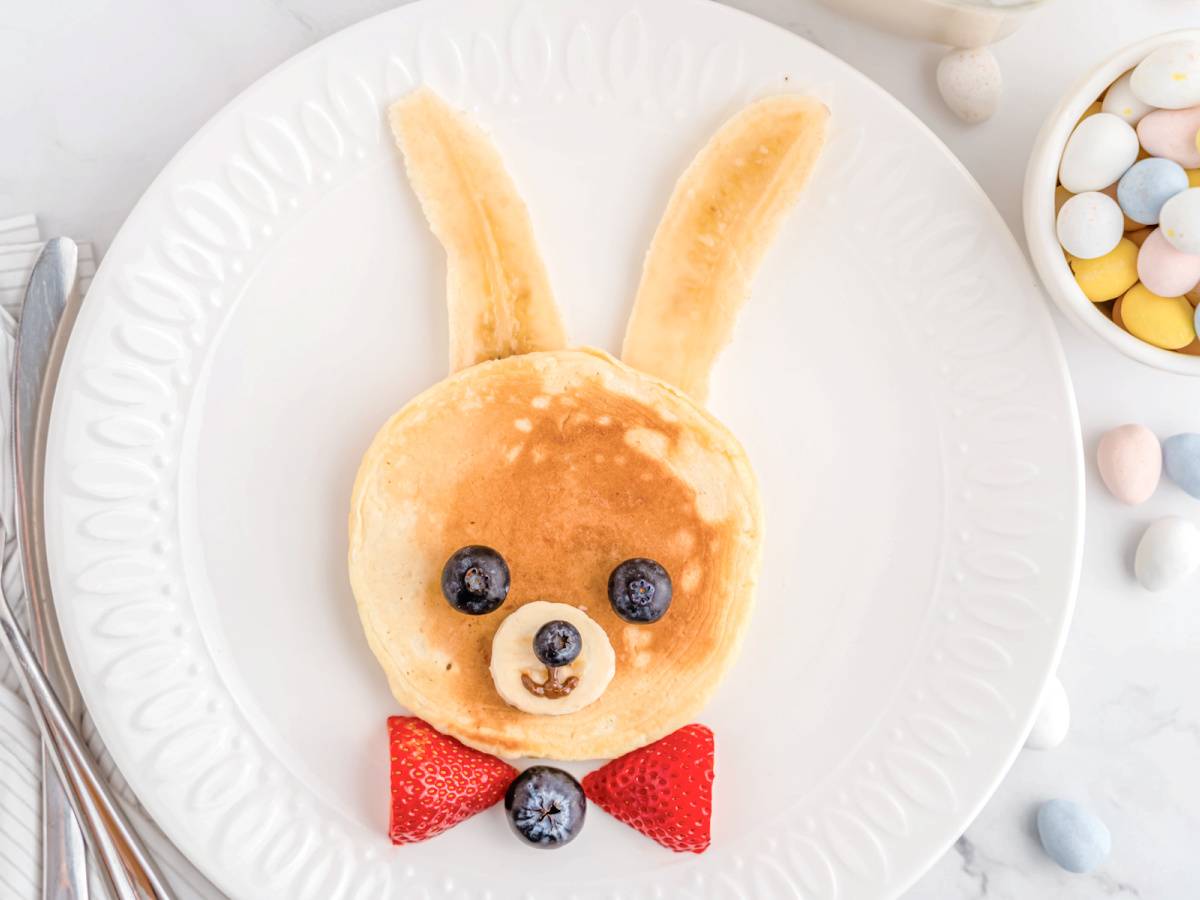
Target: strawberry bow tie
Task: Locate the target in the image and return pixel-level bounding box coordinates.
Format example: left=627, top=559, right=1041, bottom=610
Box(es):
left=387, top=717, right=714, bottom=853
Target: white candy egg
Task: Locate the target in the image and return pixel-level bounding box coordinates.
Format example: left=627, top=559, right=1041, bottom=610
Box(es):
left=1102, top=70, right=1154, bottom=125
left=1159, top=187, right=1200, bottom=254
left=1058, top=112, right=1139, bottom=193
left=1134, top=516, right=1200, bottom=592
left=1056, top=191, right=1124, bottom=259
left=937, top=47, right=1002, bottom=124
left=1025, top=675, right=1070, bottom=750
left=1131, top=41, right=1200, bottom=109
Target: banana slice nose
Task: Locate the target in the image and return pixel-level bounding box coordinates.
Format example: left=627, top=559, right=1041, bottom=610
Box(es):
left=490, top=601, right=616, bottom=716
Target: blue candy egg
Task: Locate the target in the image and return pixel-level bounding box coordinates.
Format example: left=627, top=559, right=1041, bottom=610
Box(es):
left=1117, top=157, right=1189, bottom=225
left=1164, top=433, right=1200, bottom=499
left=1036, top=799, right=1111, bottom=874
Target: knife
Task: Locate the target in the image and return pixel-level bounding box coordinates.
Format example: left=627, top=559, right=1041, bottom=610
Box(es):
left=14, top=239, right=177, bottom=900
left=13, top=237, right=89, bottom=900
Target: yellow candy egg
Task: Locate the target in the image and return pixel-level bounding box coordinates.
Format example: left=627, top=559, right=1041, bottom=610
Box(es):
left=1188, top=168, right=1200, bottom=188
left=1070, top=239, right=1139, bottom=301
left=1121, top=283, right=1197, bottom=349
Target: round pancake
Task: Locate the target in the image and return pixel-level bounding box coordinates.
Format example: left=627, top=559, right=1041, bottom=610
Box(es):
left=348, top=348, right=762, bottom=759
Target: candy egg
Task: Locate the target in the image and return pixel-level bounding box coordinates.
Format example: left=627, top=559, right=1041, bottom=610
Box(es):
left=1096, top=423, right=1161, bottom=505
left=1136, top=106, right=1200, bottom=169
left=1159, top=187, right=1200, bottom=253
left=1116, top=158, right=1188, bottom=224
left=1070, top=239, right=1138, bottom=301
left=1127, top=226, right=1154, bottom=247
left=1036, top=800, right=1111, bottom=874
left=1131, top=41, right=1200, bottom=109
left=1025, top=675, right=1070, bottom=750
left=1135, top=515, right=1200, bottom=591
left=1112, top=293, right=1127, bottom=328
left=936, top=48, right=1002, bottom=124
left=1189, top=168, right=1200, bottom=188
left=1163, top=433, right=1200, bottom=499
left=1102, top=70, right=1155, bottom=125
left=1120, top=283, right=1197, bottom=349
left=1055, top=184, right=1072, bottom=215
left=1137, top=227, right=1200, bottom=296
left=1059, top=113, right=1139, bottom=192
left=1100, top=184, right=1143, bottom=231
left=1056, top=191, right=1124, bottom=258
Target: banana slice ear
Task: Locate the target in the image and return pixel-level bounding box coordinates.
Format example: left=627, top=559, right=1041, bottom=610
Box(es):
left=389, top=89, right=566, bottom=373
left=621, top=95, right=829, bottom=404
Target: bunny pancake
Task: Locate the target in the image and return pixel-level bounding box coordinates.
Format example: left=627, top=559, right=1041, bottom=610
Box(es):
left=350, top=89, right=827, bottom=760
left=350, top=348, right=761, bottom=759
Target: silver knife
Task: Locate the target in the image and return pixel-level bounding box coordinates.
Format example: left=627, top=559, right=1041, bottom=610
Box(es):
left=14, top=238, right=180, bottom=900
left=14, top=237, right=89, bottom=900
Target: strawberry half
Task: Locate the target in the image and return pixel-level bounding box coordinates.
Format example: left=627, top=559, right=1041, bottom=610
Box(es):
left=582, top=723, right=714, bottom=853
left=387, top=716, right=517, bottom=845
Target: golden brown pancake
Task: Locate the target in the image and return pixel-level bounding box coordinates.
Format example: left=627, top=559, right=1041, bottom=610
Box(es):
left=349, top=348, right=761, bottom=759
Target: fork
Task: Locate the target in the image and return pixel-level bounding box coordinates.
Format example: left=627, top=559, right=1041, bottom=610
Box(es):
left=0, top=559, right=178, bottom=899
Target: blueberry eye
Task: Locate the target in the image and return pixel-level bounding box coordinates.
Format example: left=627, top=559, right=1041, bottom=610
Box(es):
left=441, top=546, right=509, bottom=615
left=607, top=558, right=672, bottom=623
left=533, top=620, right=582, bottom=667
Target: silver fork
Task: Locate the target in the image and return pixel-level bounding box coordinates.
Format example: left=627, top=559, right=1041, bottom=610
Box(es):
left=0, top=547, right=177, bottom=899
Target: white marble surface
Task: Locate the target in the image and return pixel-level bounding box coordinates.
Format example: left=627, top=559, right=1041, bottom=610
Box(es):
left=4, top=0, right=1200, bottom=897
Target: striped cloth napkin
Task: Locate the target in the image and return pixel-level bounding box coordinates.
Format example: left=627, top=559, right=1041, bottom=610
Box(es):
left=0, top=214, right=223, bottom=900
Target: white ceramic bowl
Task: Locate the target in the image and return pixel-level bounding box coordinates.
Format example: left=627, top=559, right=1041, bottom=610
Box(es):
left=818, top=0, right=1050, bottom=47
left=1024, top=29, right=1200, bottom=376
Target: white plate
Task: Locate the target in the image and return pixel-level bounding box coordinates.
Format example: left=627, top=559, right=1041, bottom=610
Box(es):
left=43, top=1, right=1083, bottom=897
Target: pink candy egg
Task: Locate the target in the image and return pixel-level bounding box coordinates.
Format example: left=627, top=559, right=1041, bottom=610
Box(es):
left=1137, top=106, right=1200, bottom=169
left=1137, top=227, right=1200, bottom=296
left=1097, top=424, right=1161, bottom=505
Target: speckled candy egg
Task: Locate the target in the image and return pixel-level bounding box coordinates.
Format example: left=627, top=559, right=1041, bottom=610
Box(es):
left=1137, top=106, right=1200, bottom=169
left=936, top=47, right=1002, bottom=124
left=1102, top=70, right=1155, bottom=125
left=1159, top=187, right=1200, bottom=253
left=1137, top=227, right=1200, bottom=297
left=1096, top=423, right=1161, bottom=504
left=1057, top=191, right=1124, bottom=258
left=1131, top=41, right=1200, bottom=109
left=1117, top=158, right=1188, bottom=225
left=1134, top=515, right=1200, bottom=591
left=1025, top=675, right=1070, bottom=750
left=1059, top=113, right=1140, bottom=193
left=1036, top=800, right=1111, bottom=874
left=1163, top=433, right=1200, bottom=499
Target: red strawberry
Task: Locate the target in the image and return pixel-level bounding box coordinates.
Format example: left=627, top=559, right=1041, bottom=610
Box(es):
left=582, top=724, right=713, bottom=853
left=387, top=717, right=517, bottom=845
